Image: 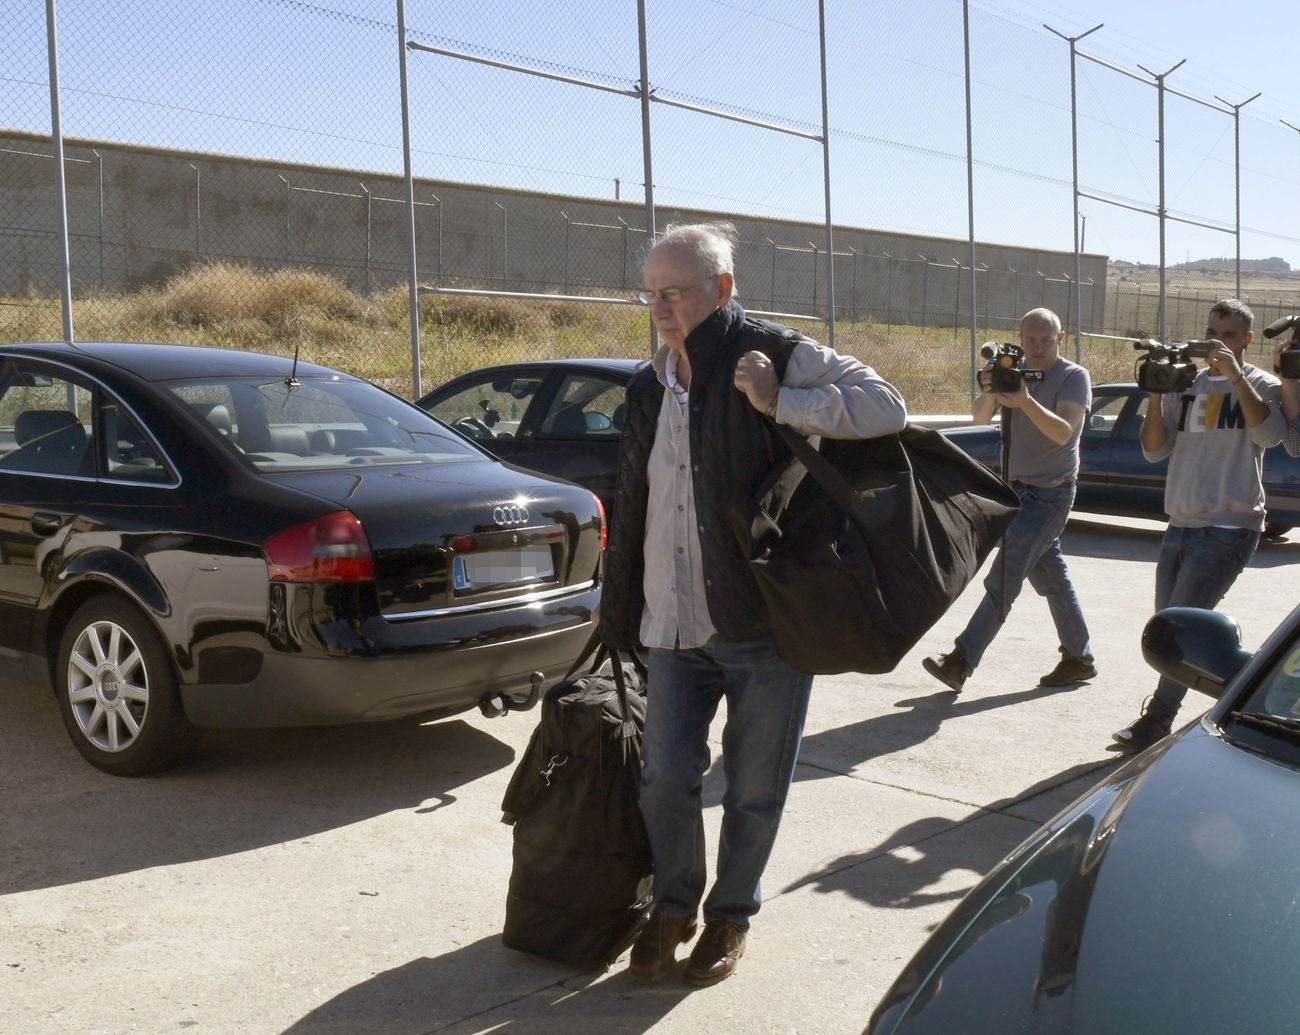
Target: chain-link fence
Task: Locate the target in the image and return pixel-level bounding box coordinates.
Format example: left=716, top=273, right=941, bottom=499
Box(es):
left=4, top=2, right=1299, bottom=412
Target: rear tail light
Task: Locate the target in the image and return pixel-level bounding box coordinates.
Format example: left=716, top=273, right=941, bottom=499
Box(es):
left=263, top=511, right=375, bottom=583
left=592, top=492, right=608, bottom=550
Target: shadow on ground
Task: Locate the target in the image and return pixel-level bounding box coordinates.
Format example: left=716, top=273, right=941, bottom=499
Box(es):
left=0, top=682, right=517, bottom=895
left=781, top=757, right=1124, bottom=912
left=794, top=683, right=1078, bottom=783
left=285, top=934, right=689, bottom=1035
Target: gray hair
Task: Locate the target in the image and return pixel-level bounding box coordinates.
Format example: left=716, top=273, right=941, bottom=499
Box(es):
left=1209, top=297, right=1254, bottom=331
left=649, top=221, right=738, bottom=278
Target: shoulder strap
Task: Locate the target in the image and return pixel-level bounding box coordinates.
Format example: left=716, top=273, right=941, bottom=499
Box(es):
left=767, top=419, right=880, bottom=526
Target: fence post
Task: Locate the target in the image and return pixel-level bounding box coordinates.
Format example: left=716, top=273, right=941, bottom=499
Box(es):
left=849, top=246, right=858, bottom=319
left=766, top=238, right=776, bottom=308
left=429, top=193, right=442, bottom=280
left=189, top=163, right=201, bottom=256
left=278, top=175, right=291, bottom=259
left=952, top=257, right=963, bottom=339
left=919, top=254, right=930, bottom=329
left=618, top=217, right=629, bottom=288
left=560, top=210, right=571, bottom=293
left=809, top=241, right=819, bottom=313
left=92, top=148, right=104, bottom=289
left=495, top=201, right=508, bottom=286
left=360, top=181, right=372, bottom=293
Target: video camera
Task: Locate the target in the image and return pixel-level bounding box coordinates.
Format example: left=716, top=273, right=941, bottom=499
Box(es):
left=1132, top=338, right=1214, bottom=393
left=1264, top=314, right=1300, bottom=379
left=979, top=342, right=1045, bottom=393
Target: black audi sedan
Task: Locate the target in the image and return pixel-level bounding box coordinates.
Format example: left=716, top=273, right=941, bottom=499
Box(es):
left=416, top=358, right=645, bottom=515
left=0, top=342, right=605, bottom=776
left=868, top=602, right=1300, bottom=1034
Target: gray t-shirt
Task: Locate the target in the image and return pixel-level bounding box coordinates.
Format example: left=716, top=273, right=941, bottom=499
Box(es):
left=1007, top=357, right=1091, bottom=487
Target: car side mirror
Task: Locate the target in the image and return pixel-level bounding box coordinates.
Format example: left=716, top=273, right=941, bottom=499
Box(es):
left=1141, top=607, right=1254, bottom=699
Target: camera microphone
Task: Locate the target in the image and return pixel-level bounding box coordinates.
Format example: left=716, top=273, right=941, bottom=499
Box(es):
left=1263, top=314, right=1299, bottom=339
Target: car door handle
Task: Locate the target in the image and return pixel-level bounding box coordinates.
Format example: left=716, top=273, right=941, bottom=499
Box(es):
left=30, top=512, right=63, bottom=536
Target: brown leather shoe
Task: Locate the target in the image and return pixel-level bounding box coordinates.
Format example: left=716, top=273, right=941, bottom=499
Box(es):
left=628, top=910, right=698, bottom=983
left=683, top=921, right=746, bottom=987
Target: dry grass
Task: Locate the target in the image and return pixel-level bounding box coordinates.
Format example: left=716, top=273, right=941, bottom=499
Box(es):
left=3, top=261, right=1296, bottom=413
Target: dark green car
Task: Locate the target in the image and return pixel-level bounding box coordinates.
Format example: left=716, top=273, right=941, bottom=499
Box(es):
left=869, top=603, right=1300, bottom=1034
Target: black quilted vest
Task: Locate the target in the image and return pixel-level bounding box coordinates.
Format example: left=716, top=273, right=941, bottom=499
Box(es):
left=598, top=300, right=802, bottom=650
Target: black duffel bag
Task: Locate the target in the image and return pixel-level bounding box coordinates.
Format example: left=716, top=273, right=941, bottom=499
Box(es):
left=500, top=635, right=652, bottom=967
left=745, top=422, right=1019, bottom=675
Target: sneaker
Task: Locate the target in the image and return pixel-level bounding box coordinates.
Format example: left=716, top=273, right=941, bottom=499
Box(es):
left=1112, top=702, right=1172, bottom=752
left=923, top=650, right=970, bottom=693
left=1039, top=655, right=1097, bottom=686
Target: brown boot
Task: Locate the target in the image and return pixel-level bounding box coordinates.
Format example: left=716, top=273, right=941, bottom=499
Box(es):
left=628, top=910, right=698, bottom=983
left=683, top=921, right=746, bottom=987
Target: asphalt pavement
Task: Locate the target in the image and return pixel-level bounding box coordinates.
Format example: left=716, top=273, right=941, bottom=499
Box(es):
left=2, top=512, right=1297, bottom=1034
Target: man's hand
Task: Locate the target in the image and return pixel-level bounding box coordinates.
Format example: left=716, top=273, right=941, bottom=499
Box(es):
left=735, top=350, right=780, bottom=414
left=995, top=379, right=1031, bottom=409
left=976, top=366, right=1028, bottom=408
left=1204, top=339, right=1243, bottom=383
left=1272, top=337, right=1299, bottom=380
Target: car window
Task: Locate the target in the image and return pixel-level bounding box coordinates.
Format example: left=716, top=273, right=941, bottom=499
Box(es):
left=167, top=375, right=482, bottom=471
left=423, top=373, right=541, bottom=442
left=1082, top=393, right=1128, bottom=442
left=1246, top=637, right=1300, bottom=723
left=0, top=361, right=94, bottom=477
left=537, top=374, right=626, bottom=441
left=100, top=400, right=174, bottom=483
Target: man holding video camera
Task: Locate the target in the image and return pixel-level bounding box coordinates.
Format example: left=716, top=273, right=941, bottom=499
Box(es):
left=923, top=307, right=1094, bottom=694
left=1269, top=319, right=1300, bottom=456
left=1113, top=298, right=1285, bottom=752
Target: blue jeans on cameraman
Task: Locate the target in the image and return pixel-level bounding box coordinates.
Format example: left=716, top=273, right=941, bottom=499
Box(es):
left=641, top=637, right=812, bottom=929
left=955, top=481, right=1091, bottom=672
left=1147, top=524, right=1259, bottom=726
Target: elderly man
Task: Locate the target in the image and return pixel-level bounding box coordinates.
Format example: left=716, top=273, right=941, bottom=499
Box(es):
left=599, top=221, right=906, bottom=986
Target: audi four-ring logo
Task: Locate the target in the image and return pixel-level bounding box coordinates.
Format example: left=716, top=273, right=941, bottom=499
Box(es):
left=492, top=504, right=529, bottom=525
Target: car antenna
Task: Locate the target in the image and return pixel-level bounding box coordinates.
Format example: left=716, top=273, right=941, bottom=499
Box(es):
left=286, top=341, right=301, bottom=389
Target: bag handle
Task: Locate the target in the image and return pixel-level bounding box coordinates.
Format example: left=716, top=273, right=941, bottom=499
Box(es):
left=560, top=629, right=644, bottom=735
left=767, top=419, right=881, bottom=527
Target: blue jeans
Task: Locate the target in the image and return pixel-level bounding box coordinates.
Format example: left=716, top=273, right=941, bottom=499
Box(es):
left=955, top=482, right=1091, bottom=672
left=641, top=638, right=813, bottom=929
left=1147, top=524, right=1259, bottom=724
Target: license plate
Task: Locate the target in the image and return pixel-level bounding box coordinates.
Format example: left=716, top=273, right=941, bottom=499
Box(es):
left=453, top=545, right=554, bottom=591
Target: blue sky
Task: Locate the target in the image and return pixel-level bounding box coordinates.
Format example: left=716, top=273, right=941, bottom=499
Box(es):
left=6, top=0, right=1299, bottom=270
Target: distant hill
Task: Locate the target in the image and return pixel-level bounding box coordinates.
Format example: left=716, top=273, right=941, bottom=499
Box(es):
left=1171, top=256, right=1292, bottom=273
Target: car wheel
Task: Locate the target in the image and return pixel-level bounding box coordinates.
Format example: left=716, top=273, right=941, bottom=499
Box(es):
left=56, top=597, right=197, bottom=776
left=1263, top=523, right=1292, bottom=540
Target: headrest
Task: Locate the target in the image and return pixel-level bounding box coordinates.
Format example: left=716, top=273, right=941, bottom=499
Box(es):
left=548, top=404, right=589, bottom=437
left=191, top=402, right=233, bottom=435
left=15, top=409, right=82, bottom=446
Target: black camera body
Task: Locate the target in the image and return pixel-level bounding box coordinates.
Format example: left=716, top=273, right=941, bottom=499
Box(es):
left=1264, top=314, right=1300, bottom=379
left=979, top=342, right=1045, bottom=393
left=1132, top=339, right=1213, bottom=394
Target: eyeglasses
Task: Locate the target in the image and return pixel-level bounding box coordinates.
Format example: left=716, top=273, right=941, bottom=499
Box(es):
left=637, top=275, right=716, bottom=305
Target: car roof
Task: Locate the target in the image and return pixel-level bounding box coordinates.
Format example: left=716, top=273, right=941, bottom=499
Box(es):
left=452, top=358, right=647, bottom=375
left=0, top=341, right=348, bottom=383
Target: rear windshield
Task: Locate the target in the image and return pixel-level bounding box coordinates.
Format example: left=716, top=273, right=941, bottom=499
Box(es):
left=167, top=375, right=483, bottom=470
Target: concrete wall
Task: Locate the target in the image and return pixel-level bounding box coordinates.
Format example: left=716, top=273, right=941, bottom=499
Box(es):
left=0, top=131, right=1108, bottom=331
